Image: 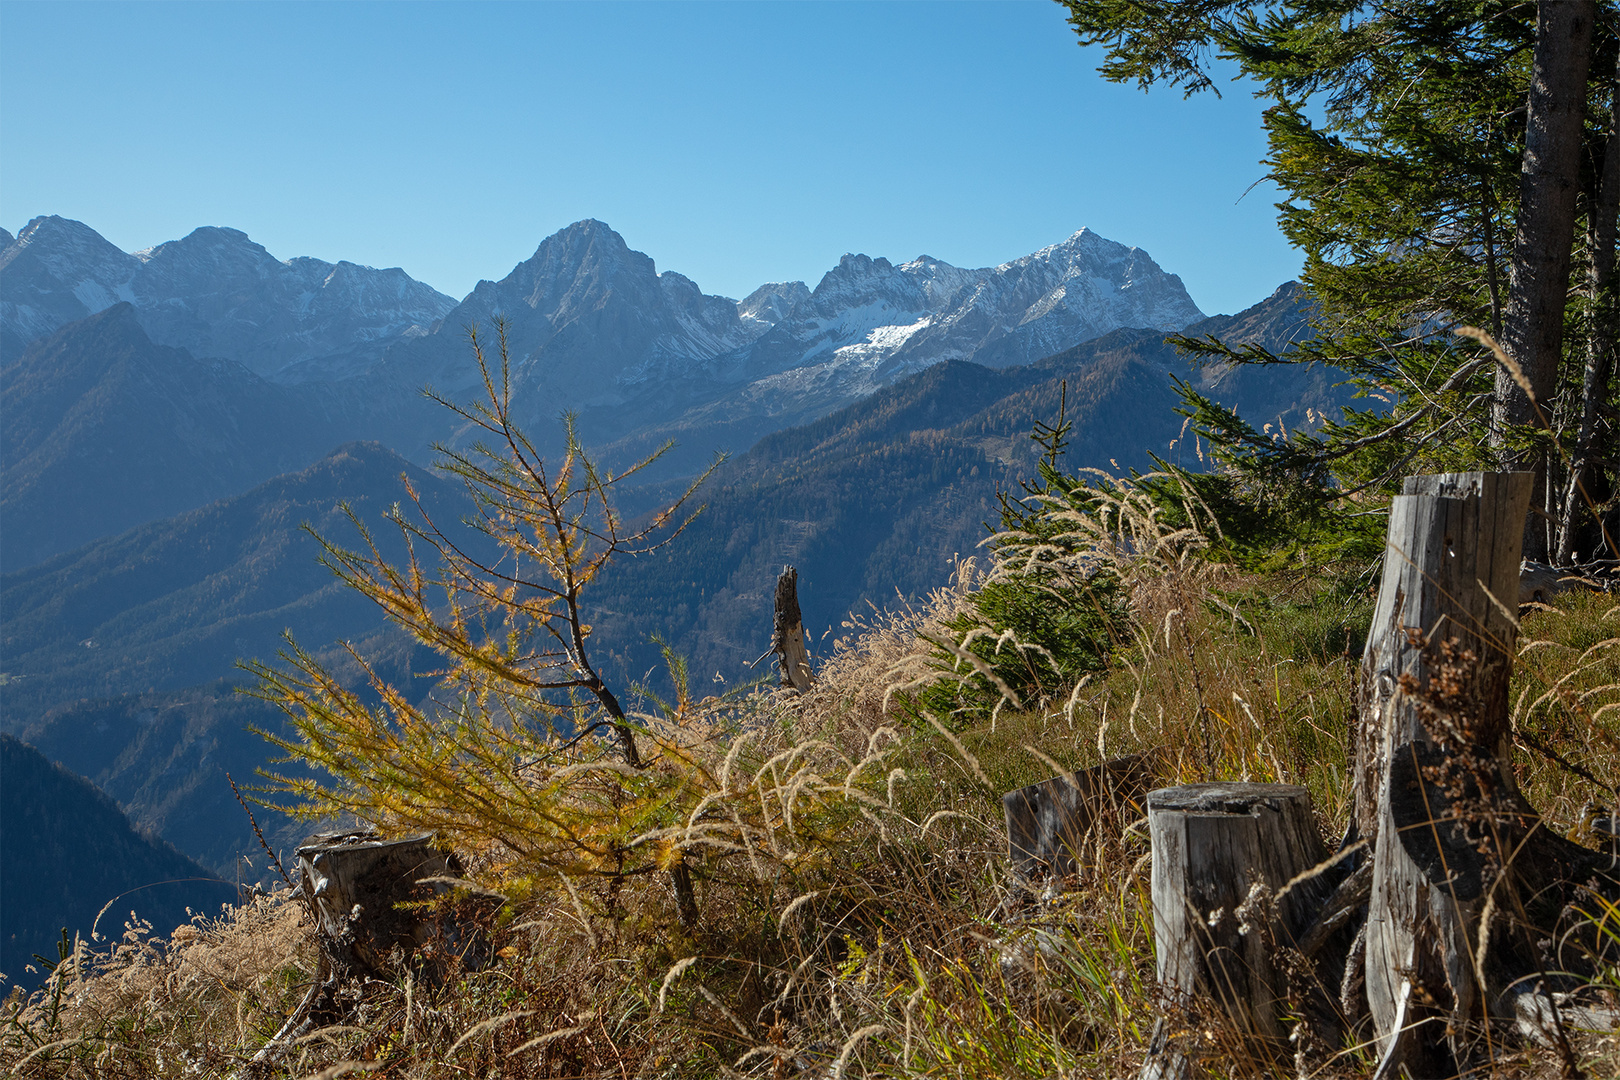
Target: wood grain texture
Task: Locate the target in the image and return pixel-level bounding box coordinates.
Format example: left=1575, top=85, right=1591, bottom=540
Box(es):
left=297, top=830, right=490, bottom=982
left=1003, top=753, right=1156, bottom=882
left=1354, top=472, right=1532, bottom=1072
left=1146, top=783, right=1329, bottom=1046
left=773, top=565, right=814, bottom=692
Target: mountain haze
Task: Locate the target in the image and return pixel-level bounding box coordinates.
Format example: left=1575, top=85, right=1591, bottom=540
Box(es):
left=0, top=305, right=340, bottom=568
left=1, top=441, right=462, bottom=718
left=0, top=216, right=455, bottom=376
left=0, top=283, right=1346, bottom=881
left=1, top=734, right=236, bottom=990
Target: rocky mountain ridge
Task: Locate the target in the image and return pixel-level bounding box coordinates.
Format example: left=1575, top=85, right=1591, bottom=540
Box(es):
left=356, top=219, right=1203, bottom=410
left=0, top=216, right=456, bottom=375
left=3, top=217, right=1205, bottom=453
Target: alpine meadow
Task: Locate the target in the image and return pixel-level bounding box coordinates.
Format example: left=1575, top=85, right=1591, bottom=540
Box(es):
left=2, top=3, right=1619, bottom=1079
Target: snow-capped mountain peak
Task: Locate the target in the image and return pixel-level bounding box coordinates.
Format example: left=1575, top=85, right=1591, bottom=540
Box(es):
left=714, top=228, right=1203, bottom=407
left=738, top=281, right=811, bottom=330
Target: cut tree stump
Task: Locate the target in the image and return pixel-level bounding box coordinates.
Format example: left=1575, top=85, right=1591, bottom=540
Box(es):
left=1003, top=753, right=1157, bottom=884
left=1142, top=782, right=1331, bottom=1079
left=773, top=565, right=814, bottom=692
left=296, top=830, right=494, bottom=983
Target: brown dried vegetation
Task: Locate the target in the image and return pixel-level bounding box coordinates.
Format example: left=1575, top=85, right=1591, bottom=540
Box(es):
left=6, top=484, right=1617, bottom=1079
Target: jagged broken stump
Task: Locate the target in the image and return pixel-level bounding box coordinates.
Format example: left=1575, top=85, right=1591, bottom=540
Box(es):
left=297, top=830, right=494, bottom=982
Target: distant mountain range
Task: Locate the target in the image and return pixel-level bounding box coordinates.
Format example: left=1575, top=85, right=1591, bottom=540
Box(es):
left=0, top=278, right=1340, bottom=882
left=0, top=213, right=1343, bottom=917
left=0, top=216, right=456, bottom=377
left=1, top=218, right=1207, bottom=568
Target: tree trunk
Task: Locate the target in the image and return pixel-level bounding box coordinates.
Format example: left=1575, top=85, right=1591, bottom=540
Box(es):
left=1353, top=472, right=1533, bottom=1074
left=1557, top=53, right=1620, bottom=565
left=1495, top=0, right=1595, bottom=560
left=1142, top=782, right=1332, bottom=1079
left=773, top=565, right=814, bottom=692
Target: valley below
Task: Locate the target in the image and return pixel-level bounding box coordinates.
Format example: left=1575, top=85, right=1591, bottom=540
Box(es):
left=1, top=215, right=1345, bottom=1005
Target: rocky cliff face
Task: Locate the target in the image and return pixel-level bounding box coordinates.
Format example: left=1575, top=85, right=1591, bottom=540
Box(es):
left=0, top=216, right=142, bottom=360
left=323, top=220, right=1204, bottom=466
left=0, top=217, right=455, bottom=375
left=364, top=219, right=766, bottom=402
left=699, top=228, right=1204, bottom=420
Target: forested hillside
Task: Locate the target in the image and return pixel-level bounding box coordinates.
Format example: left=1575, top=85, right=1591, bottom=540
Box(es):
left=0, top=306, right=341, bottom=568
left=0, top=735, right=236, bottom=992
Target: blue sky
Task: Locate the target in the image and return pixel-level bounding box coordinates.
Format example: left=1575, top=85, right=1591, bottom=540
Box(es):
left=0, top=1, right=1301, bottom=316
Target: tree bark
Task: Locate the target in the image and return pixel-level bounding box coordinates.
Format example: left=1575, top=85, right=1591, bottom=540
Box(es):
left=1003, top=753, right=1157, bottom=884
left=1557, top=53, right=1620, bottom=565
left=1352, top=473, right=1532, bottom=1074
left=296, top=830, right=494, bottom=983
left=1495, top=0, right=1595, bottom=560
left=773, top=566, right=814, bottom=692
left=1142, top=782, right=1331, bottom=1078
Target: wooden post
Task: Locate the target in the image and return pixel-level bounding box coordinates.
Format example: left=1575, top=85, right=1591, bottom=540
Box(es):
left=773, top=565, right=814, bottom=692
left=1351, top=472, right=1532, bottom=1074
left=297, top=830, right=493, bottom=982
left=1003, top=754, right=1157, bottom=884
left=1143, top=782, right=1330, bottom=1078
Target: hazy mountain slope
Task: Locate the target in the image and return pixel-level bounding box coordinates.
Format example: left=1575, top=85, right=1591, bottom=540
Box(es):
left=0, top=283, right=1342, bottom=877
left=0, top=217, right=455, bottom=376
left=0, top=305, right=340, bottom=569
left=12, top=636, right=420, bottom=881
left=0, top=734, right=236, bottom=990
left=586, top=344, right=1190, bottom=686
left=309, top=220, right=1205, bottom=468
left=0, top=442, right=462, bottom=721
left=584, top=281, right=1344, bottom=684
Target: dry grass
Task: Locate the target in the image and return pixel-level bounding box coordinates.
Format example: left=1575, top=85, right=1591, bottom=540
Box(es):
left=3, top=889, right=314, bottom=1077
left=6, top=488, right=1617, bottom=1079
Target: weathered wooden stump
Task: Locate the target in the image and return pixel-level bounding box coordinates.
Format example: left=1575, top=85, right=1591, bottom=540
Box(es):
left=1350, top=470, right=1620, bottom=1075
left=297, top=830, right=493, bottom=982
left=1003, top=753, right=1157, bottom=883
left=1142, top=783, right=1331, bottom=1078
left=1353, top=472, right=1532, bottom=1074
left=773, top=565, right=814, bottom=692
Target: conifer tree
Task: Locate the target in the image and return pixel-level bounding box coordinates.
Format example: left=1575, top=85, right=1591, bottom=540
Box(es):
left=249, top=320, right=718, bottom=921
left=1061, top=0, right=1619, bottom=561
